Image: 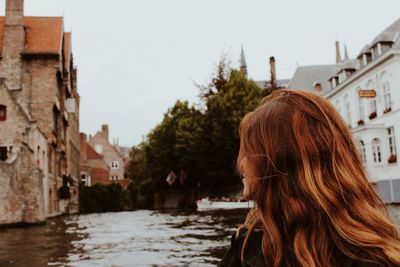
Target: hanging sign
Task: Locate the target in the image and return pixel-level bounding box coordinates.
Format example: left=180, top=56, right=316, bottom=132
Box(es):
left=358, top=89, right=376, bottom=98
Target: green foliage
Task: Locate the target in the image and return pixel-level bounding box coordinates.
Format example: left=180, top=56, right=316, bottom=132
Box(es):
left=79, top=183, right=132, bottom=214
left=128, top=57, right=269, bottom=203
left=197, top=70, right=265, bottom=194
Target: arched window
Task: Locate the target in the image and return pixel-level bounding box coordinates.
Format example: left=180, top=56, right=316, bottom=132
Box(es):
left=382, top=82, right=392, bottom=112
left=372, top=138, right=382, bottom=163
left=358, top=140, right=366, bottom=163
left=380, top=72, right=392, bottom=113
left=0, top=105, right=6, bottom=121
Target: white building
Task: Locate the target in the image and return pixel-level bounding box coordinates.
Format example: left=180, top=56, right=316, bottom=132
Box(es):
left=288, top=18, right=400, bottom=203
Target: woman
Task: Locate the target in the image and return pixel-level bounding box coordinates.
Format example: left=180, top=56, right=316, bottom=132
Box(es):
left=219, top=89, right=400, bottom=267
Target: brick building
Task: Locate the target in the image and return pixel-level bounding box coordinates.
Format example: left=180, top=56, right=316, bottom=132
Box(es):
left=80, top=125, right=130, bottom=189
left=0, top=0, right=80, bottom=225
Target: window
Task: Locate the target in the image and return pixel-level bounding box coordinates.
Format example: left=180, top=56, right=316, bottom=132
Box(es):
left=111, top=160, right=120, bottom=169
left=344, top=94, right=351, bottom=125
left=81, top=174, right=87, bottom=184
left=388, top=127, right=397, bottom=156
left=358, top=97, right=365, bottom=121
left=52, top=106, right=58, bottom=133
left=372, top=138, right=382, bottom=163
left=110, top=175, right=119, bottom=181
left=335, top=99, right=341, bottom=115
left=0, top=146, right=7, bottom=161
left=382, top=82, right=392, bottom=111
left=369, top=98, right=377, bottom=114
left=358, top=140, right=366, bottom=163
left=95, top=144, right=103, bottom=154
left=0, top=105, right=6, bottom=121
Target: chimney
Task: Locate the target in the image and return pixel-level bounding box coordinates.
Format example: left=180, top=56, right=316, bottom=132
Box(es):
left=3, top=0, right=25, bottom=90
left=5, top=0, right=24, bottom=26
left=101, top=124, right=109, bottom=142
left=269, top=56, right=277, bottom=89
left=335, top=40, right=342, bottom=64
left=79, top=133, right=87, bottom=161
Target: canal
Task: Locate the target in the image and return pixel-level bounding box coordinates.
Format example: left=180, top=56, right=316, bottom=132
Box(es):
left=0, top=209, right=248, bottom=267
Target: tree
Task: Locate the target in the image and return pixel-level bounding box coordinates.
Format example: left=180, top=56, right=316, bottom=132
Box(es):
left=128, top=56, right=269, bottom=203
left=145, top=100, right=203, bottom=190
left=196, top=69, right=265, bottom=194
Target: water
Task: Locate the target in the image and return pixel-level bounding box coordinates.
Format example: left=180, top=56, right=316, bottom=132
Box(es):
left=0, top=209, right=248, bottom=267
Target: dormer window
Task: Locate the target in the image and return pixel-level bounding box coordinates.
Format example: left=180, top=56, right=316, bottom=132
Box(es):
left=0, top=105, right=6, bottom=121
left=313, top=82, right=322, bottom=92
left=380, top=42, right=393, bottom=54
left=363, top=53, right=372, bottom=65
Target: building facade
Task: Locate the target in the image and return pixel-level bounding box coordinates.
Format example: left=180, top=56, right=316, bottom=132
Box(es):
left=80, top=125, right=130, bottom=189
left=289, top=18, right=400, bottom=203
left=0, top=0, right=80, bottom=225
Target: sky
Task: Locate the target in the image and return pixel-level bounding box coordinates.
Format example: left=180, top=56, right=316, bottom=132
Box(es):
left=1, top=0, right=400, bottom=147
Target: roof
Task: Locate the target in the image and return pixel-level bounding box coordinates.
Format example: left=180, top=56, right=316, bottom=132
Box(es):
left=341, top=59, right=357, bottom=71
left=287, top=64, right=341, bottom=93
left=0, top=16, right=64, bottom=55
left=358, top=17, right=400, bottom=55
left=86, top=143, right=103, bottom=160
left=256, top=79, right=291, bottom=89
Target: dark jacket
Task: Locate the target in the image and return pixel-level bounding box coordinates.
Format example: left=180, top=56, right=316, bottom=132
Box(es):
left=218, top=229, right=264, bottom=267
left=218, top=229, right=393, bottom=267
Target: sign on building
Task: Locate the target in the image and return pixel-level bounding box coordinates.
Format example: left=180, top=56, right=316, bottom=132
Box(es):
left=358, top=89, right=376, bottom=98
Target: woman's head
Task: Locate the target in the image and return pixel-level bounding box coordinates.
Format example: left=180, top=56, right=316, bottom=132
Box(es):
left=237, top=89, right=400, bottom=267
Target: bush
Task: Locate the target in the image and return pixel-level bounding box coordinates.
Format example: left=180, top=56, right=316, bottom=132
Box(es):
left=79, top=183, right=133, bottom=214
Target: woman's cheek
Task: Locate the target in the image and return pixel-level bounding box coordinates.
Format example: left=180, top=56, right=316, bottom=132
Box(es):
left=242, top=178, right=250, bottom=199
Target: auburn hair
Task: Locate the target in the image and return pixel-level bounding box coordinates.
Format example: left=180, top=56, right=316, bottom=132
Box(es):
left=237, top=89, right=400, bottom=267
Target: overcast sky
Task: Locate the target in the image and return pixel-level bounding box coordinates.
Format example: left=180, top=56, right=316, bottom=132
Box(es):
left=1, top=0, right=400, bottom=146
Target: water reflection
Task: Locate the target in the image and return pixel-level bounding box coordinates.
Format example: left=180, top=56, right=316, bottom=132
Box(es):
left=0, top=209, right=248, bottom=267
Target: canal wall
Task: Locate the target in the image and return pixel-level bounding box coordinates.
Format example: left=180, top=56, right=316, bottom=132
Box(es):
left=0, top=145, right=45, bottom=225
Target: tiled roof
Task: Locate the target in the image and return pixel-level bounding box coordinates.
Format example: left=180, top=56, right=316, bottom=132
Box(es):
left=86, top=143, right=103, bottom=160
left=0, top=16, right=64, bottom=55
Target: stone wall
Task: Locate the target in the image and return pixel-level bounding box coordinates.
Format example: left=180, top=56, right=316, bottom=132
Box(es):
left=0, top=145, right=45, bottom=225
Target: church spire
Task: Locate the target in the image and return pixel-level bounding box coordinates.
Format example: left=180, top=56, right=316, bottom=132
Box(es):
left=344, top=44, right=349, bottom=60
left=240, top=45, right=248, bottom=77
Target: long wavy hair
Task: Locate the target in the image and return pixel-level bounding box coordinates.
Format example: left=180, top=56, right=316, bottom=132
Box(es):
left=237, top=89, right=400, bottom=267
